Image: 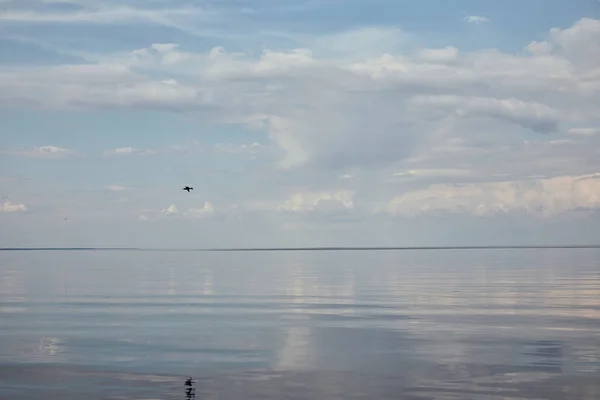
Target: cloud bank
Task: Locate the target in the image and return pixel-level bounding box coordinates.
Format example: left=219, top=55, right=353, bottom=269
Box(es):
left=0, top=18, right=598, bottom=174
left=386, top=174, right=600, bottom=217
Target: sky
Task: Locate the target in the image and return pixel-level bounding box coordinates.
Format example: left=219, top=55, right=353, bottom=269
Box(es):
left=1, top=0, right=600, bottom=248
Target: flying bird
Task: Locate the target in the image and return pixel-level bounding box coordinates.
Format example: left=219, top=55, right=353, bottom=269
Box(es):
left=182, top=186, right=193, bottom=193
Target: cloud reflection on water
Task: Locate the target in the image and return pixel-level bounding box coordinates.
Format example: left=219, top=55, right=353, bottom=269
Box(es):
left=0, top=249, right=599, bottom=399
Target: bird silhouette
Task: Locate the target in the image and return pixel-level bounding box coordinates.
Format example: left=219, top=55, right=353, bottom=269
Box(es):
left=182, top=186, right=193, bottom=193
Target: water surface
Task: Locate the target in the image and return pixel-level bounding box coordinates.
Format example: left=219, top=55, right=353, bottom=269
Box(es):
left=1, top=249, right=599, bottom=399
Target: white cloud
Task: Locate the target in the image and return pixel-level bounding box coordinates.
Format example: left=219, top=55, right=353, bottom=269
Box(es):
left=547, top=17, right=600, bottom=71
left=386, top=173, right=600, bottom=217
left=549, top=139, right=572, bottom=145
left=241, top=191, right=357, bottom=215
left=139, top=202, right=220, bottom=221
left=0, top=63, right=199, bottom=110
left=408, top=95, right=561, bottom=133
left=213, top=142, right=264, bottom=154
left=187, top=202, right=216, bottom=218
left=36, top=145, right=69, bottom=155
left=161, top=204, right=180, bottom=215
left=392, top=169, right=473, bottom=178
left=279, top=191, right=355, bottom=213
left=2, top=145, right=75, bottom=158
left=103, top=147, right=157, bottom=157
left=525, top=41, right=554, bottom=56
left=101, top=142, right=266, bottom=158
left=151, top=43, right=180, bottom=53
left=465, top=16, right=490, bottom=24
left=106, top=185, right=129, bottom=192
left=0, top=201, right=27, bottom=213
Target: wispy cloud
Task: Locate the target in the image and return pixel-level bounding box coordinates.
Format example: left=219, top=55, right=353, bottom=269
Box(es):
left=392, top=169, right=473, bottom=178
left=279, top=191, right=355, bottom=213
left=0, top=201, right=28, bottom=213
left=139, top=202, right=219, bottom=221
left=187, top=202, right=217, bottom=218
left=2, top=145, right=77, bottom=158
left=102, top=147, right=157, bottom=157
left=0, top=2, right=217, bottom=36
left=213, top=142, right=264, bottom=154
left=161, top=204, right=179, bottom=215
left=101, top=142, right=264, bottom=158
left=465, top=15, right=490, bottom=24
left=106, top=185, right=129, bottom=192
left=568, top=127, right=600, bottom=136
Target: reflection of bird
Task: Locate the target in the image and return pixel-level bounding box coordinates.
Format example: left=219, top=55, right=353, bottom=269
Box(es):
left=186, top=388, right=196, bottom=399
left=184, top=377, right=196, bottom=399
left=182, top=186, right=193, bottom=193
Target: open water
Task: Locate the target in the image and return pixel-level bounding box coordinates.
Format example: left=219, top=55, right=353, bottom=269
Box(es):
left=0, top=248, right=599, bottom=399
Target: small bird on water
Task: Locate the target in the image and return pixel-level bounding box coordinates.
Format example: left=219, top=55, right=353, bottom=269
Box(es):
left=182, top=186, right=193, bottom=193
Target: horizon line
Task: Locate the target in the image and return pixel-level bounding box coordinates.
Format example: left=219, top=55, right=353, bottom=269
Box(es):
left=1, top=245, right=600, bottom=252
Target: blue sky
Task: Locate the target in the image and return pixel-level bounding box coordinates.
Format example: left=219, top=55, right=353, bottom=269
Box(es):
left=1, top=0, right=600, bottom=248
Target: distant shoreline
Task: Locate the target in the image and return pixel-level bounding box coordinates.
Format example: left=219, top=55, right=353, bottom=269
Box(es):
left=2, top=245, right=600, bottom=252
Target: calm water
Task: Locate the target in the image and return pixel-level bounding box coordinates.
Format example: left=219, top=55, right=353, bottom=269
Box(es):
left=0, top=249, right=599, bottom=400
